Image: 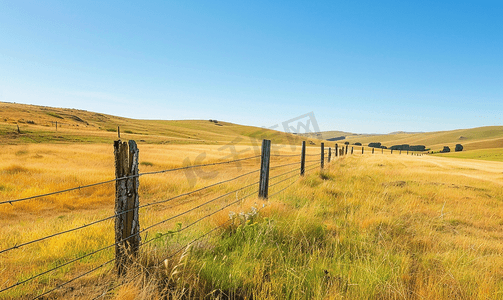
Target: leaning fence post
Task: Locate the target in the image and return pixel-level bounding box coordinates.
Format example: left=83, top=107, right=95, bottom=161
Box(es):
left=321, top=142, right=325, bottom=169
left=328, top=147, right=332, bottom=163
left=300, top=141, right=306, bottom=176
left=335, top=144, right=338, bottom=157
left=114, top=140, right=140, bottom=276
left=259, top=139, right=271, bottom=198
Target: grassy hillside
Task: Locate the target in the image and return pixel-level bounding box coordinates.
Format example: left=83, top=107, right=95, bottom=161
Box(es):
left=319, top=126, right=503, bottom=152
left=434, top=147, right=503, bottom=162
left=300, top=126, right=503, bottom=154
left=0, top=102, right=323, bottom=146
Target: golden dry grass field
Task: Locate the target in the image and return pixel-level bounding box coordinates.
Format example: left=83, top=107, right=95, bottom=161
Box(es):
left=1, top=141, right=502, bottom=299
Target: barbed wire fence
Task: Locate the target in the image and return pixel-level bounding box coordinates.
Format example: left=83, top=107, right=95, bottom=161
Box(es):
left=0, top=140, right=423, bottom=299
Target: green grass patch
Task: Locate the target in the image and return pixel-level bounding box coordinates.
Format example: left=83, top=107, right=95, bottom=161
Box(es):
left=433, top=148, right=503, bottom=162
left=46, top=112, right=64, bottom=119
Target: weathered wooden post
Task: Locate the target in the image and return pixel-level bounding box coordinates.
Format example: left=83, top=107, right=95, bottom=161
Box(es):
left=114, top=140, right=140, bottom=276
left=391, top=149, right=393, bottom=154
left=372, top=148, right=374, bottom=154
left=321, top=143, right=325, bottom=169
left=381, top=148, right=383, bottom=154
left=259, top=139, right=271, bottom=198
left=345, top=144, right=348, bottom=155
left=118, top=126, right=121, bottom=139
left=362, top=147, right=364, bottom=154
left=351, top=147, right=353, bottom=155
left=407, top=150, right=409, bottom=155
left=55, top=121, right=58, bottom=131
left=335, top=143, right=338, bottom=157
left=400, top=150, right=402, bottom=155
left=300, top=141, right=306, bottom=176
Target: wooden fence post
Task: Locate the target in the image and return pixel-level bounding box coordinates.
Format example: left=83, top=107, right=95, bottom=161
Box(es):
left=400, top=150, right=402, bottom=155
left=407, top=150, right=409, bottom=155
left=114, top=140, right=140, bottom=276
left=55, top=121, right=58, bottom=131
left=300, top=141, right=306, bottom=176
left=259, top=139, right=271, bottom=199
left=335, top=144, right=338, bottom=157
left=362, top=147, right=364, bottom=154
left=391, top=149, right=393, bottom=154
left=345, top=144, right=348, bottom=155
left=321, top=143, right=325, bottom=169
left=328, top=147, right=332, bottom=163
left=351, top=147, right=353, bottom=155
left=382, top=148, right=383, bottom=154
left=372, top=148, right=374, bottom=154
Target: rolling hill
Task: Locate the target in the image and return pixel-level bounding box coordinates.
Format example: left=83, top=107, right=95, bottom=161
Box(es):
left=0, top=102, right=323, bottom=146
left=309, top=127, right=503, bottom=152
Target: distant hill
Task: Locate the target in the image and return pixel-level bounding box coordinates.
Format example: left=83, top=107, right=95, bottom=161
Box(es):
left=314, top=127, right=503, bottom=152
left=0, top=102, right=324, bottom=146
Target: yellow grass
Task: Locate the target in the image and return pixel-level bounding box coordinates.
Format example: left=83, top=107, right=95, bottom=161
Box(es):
left=1, top=142, right=502, bottom=299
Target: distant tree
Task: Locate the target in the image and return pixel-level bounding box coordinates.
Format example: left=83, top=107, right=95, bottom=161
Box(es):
left=368, top=142, right=381, bottom=148
left=442, top=146, right=451, bottom=153
left=354, top=142, right=362, bottom=146
left=455, top=144, right=463, bottom=152
left=344, top=141, right=350, bottom=145
left=408, top=145, right=426, bottom=151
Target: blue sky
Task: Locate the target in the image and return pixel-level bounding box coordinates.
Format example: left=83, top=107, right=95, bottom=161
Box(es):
left=1, top=1, right=501, bottom=134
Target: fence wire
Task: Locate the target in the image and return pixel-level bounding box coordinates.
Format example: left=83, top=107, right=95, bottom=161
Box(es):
left=0, top=168, right=261, bottom=256
left=0, top=155, right=260, bottom=206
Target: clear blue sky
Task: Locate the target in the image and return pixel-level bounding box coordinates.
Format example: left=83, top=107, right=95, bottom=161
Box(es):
left=1, top=1, right=501, bottom=134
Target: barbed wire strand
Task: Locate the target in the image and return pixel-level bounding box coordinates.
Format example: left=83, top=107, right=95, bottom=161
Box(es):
left=92, top=218, right=236, bottom=300
left=30, top=259, right=115, bottom=300
left=93, top=166, right=310, bottom=299
left=269, top=176, right=298, bottom=198
left=0, top=168, right=261, bottom=255
left=0, top=179, right=259, bottom=294
left=269, top=172, right=301, bottom=189
left=269, top=161, right=300, bottom=171
left=269, top=167, right=300, bottom=182
left=0, top=155, right=260, bottom=206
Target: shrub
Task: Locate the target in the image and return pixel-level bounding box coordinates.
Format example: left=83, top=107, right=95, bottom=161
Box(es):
left=354, top=142, right=362, bottom=146
left=455, top=144, right=463, bottom=152
left=368, top=142, right=381, bottom=148
left=442, top=146, right=451, bottom=153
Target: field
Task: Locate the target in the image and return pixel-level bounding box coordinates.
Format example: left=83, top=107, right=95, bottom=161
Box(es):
left=1, top=102, right=503, bottom=299
left=1, top=141, right=503, bottom=299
